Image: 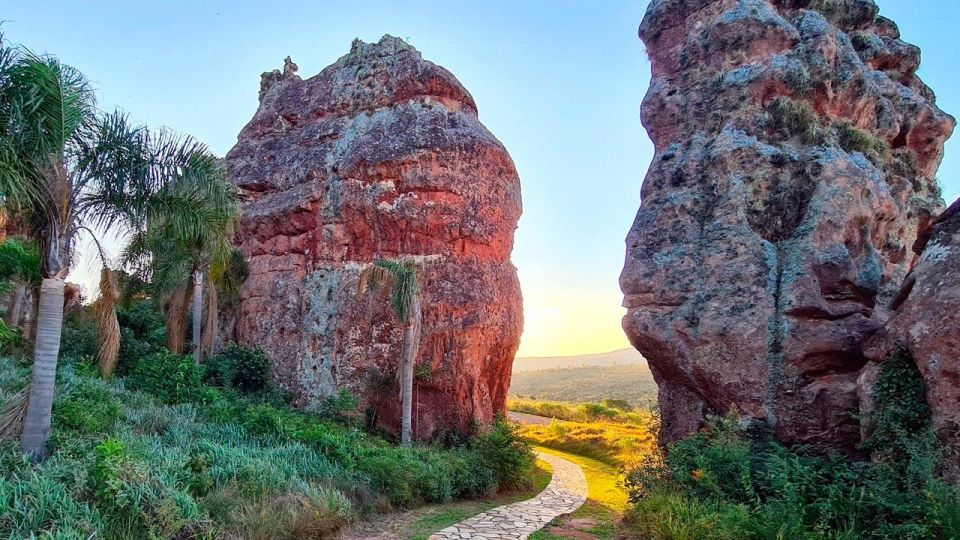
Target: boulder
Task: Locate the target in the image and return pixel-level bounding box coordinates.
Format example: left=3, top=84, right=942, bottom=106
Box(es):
left=226, top=36, right=523, bottom=439
left=622, top=0, right=954, bottom=453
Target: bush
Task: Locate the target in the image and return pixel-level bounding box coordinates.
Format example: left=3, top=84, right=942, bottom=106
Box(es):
left=204, top=343, right=271, bottom=393
left=60, top=309, right=99, bottom=360
left=472, top=417, right=534, bottom=491
left=115, top=301, right=166, bottom=376
left=625, top=410, right=960, bottom=539
left=53, top=378, right=122, bottom=436
left=89, top=437, right=202, bottom=538
left=128, top=350, right=205, bottom=404
left=1, top=352, right=543, bottom=538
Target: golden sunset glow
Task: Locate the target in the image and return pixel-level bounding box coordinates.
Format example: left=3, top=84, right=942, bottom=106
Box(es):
left=516, top=286, right=630, bottom=358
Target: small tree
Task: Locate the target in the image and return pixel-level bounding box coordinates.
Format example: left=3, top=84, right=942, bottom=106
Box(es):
left=357, top=258, right=422, bottom=445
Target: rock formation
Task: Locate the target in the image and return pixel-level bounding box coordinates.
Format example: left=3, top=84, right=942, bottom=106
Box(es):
left=621, top=0, right=954, bottom=453
left=864, top=199, right=960, bottom=479
left=226, top=36, right=523, bottom=439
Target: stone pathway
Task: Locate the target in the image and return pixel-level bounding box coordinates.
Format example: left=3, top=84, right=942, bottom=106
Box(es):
left=429, top=452, right=588, bottom=540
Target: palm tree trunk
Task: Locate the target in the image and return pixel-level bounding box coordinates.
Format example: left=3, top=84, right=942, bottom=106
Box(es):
left=399, top=295, right=422, bottom=446
left=192, top=270, right=203, bottom=365
left=6, top=282, right=25, bottom=327
left=20, top=278, right=65, bottom=460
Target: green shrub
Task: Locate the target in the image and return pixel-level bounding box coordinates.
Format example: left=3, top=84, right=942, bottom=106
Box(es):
left=115, top=301, right=166, bottom=376
left=204, top=342, right=271, bottom=393
left=472, top=417, right=534, bottom=491
left=2, top=353, right=543, bottom=537
left=89, top=437, right=202, bottom=538
left=128, top=350, right=205, bottom=404
left=53, top=379, right=122, bottom=436
left=60, top=309, right=99, bottom=360
left=625, top=486, right=751, bottom=540
left=660, top=416, right=757, bottom=503
left=625, top=410, right=960, bottom=539
left=577, top=402, right=618, bottom=420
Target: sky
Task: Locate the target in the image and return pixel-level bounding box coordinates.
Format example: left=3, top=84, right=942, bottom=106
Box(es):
left=3, top=1, right=958, bottom=358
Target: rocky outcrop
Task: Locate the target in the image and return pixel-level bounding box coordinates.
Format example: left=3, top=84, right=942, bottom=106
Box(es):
left=226, top=36, right=522, bottom=439
left=863, top=199, right=960, bottom=479
left=621, top=0, right=954, bottom=453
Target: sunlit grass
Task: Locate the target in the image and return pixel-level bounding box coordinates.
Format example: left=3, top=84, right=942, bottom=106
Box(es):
left=512, top=399, right=658, bottom=469
left=529, top=446, right=629, bottom=540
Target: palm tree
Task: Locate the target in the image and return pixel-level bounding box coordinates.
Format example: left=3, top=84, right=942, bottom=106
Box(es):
left=123, top=174, right=238, bottom=365
left=357, top=258, right=422, bottom=445
left=0, top=36, right=232, bottom=458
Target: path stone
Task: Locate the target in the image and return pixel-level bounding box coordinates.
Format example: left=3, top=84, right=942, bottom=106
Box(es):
left=429, top=452, right=588, bottom=540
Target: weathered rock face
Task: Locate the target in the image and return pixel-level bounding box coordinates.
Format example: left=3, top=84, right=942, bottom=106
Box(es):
left=863, top=199, right=960, bottom=479
left=226, top=36, right=523, bottom=439
left=621, top=0, right=954, bottom=452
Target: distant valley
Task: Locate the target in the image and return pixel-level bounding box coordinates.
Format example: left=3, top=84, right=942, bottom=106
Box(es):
left=509, top=349, right=658, bottom=408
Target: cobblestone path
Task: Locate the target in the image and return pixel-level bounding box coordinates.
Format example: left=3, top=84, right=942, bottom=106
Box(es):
left=428, top=451, right=588, bottom=540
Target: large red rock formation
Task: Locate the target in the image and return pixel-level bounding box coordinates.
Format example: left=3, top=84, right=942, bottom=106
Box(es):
left=226, top=36, right=522, bottom=439
left=621, top=0, right=954, bottom=452
left=863, top=199, right=960, bottom=479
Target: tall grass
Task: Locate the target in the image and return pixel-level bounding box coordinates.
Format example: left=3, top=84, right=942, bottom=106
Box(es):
left=0, top=353, right=534, bottom=539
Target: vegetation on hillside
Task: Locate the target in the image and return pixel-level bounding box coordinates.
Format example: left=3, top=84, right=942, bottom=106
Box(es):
left=0, top=303, right=535, bottom=538
left=509, top=364, right=658, bottom=408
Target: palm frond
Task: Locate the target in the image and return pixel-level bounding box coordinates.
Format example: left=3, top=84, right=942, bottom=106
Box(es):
left=0, top=237, right=40, bottom=283
left=7, top=50, right=95, bottom=159
left=357, top=265, right=395, bottom=296
left=0, top=386, right=28, bottom=441
left=210, top=248, right=248, bottom=309
left=357, top=259, right=420, bottom=323
left=93, top=266, right=120, bottom=378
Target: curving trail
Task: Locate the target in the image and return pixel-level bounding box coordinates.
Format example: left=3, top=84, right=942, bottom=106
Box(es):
left=429, top=452, right=588, bottom=540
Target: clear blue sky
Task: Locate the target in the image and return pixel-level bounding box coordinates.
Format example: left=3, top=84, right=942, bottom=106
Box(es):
left=3, top=1, right=957, bottom=356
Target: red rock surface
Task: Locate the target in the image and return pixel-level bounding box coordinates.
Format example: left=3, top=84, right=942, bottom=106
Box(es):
left=226, top=36, right=522, bottom=439
left=864, top=199, right=960, bottom=479
left=621, top=0, right=954, bottom=452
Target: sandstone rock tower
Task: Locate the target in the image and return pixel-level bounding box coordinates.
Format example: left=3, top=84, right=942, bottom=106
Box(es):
left=622, top=0, right=954, bottom=452
left=227, top=36, right=523, bottom=439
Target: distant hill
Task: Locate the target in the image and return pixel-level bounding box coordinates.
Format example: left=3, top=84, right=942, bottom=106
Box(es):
left=509, top=349, right=658, bottom=408
left=512, top=348, right=644, bottom=372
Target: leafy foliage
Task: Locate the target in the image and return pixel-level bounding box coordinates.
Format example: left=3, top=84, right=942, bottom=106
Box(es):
left=624, top=408, right=960, bottom=539
left=128, top=350, right=205, bottom=404
left=203, top=342, right=271, bottom=393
